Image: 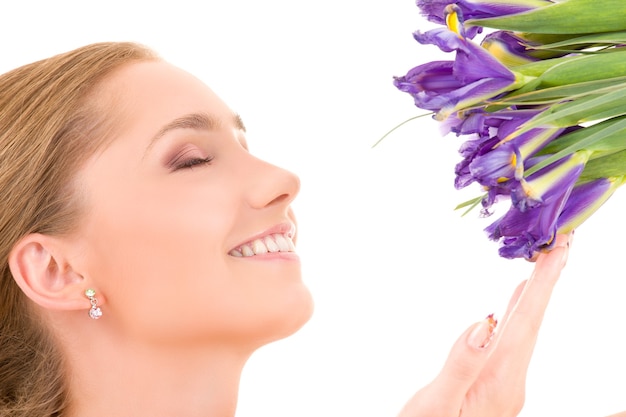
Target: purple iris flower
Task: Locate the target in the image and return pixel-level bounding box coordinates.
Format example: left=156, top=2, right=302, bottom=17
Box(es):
left=485, top=187, right=567, bottom=259
left=468, top=126, right=562, bottom=187
left=416, top=0, right=553, bottom=38
left=481, top=31, right=539, bottom=66
left=455, top=135, right=500, bottom=189
left=393, top=27, right=517, bottom=120
left=481, top=30, right=573, bottom=66
left=510, top=151, right=589, bottom=211
left=452, top=109, right=523, bottom=189
left=485, top=152, right=588, bottom=259
left=557, top=178, right=622, bottom=232
left=452, top=109, right=563, bottom=190
left=443, top=109, right=491, bottom=137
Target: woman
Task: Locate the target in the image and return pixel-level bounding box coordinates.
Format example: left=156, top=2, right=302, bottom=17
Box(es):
left=0, top=42, right=572, bottom=417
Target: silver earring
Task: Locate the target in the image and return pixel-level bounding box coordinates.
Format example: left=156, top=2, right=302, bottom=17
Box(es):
left=85, top=288, right=102, bottom=320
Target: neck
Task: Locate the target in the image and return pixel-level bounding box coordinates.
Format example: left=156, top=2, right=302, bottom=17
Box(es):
left=56, top=316, right=252, bottom=417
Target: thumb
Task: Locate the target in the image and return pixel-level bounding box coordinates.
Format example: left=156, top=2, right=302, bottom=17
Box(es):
left=431, top=315, right=498, bottom=404
left=397, top=316, right=498, bottom=417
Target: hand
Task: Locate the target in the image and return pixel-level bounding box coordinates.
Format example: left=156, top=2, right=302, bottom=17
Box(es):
left=398, top=233, right=572, bottom=417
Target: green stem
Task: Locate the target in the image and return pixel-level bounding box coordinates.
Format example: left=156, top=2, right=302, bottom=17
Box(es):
left=372, top=113, right=433, bottom=148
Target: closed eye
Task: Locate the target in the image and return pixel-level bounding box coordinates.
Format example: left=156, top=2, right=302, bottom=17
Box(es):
left=168, top=147, right=215, bottom=171
left=173, top=156, right=214, bottom=170
left=174, top=156, right=213, bottom=170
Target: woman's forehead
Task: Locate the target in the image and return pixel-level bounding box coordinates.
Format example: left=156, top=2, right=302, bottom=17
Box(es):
left=96, top=61, right=240, bottom=141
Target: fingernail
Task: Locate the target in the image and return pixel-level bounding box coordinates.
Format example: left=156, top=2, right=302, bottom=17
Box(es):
left=468, top=314, right=498, bottom=349
left=558, top=233, right=573, bottom=265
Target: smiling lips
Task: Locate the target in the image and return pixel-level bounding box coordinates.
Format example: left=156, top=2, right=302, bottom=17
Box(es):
left=229, top=233, right=296, bottom=257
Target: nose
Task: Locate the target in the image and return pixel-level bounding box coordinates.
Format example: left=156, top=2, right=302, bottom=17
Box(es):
left=245, top=155, right=300, bottom=210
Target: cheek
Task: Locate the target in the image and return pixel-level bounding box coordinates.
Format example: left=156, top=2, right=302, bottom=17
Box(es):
left=80, top=186, right=239, bottom=336
left=77, top=166, right=312, bottom=346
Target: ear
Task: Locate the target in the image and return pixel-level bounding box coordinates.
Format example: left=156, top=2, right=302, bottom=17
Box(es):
left=8, top=233, right=90, bottom=311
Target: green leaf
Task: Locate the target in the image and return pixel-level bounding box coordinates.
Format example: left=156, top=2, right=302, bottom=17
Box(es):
left=454, top=195, right=485, bottom=216
left=512, top=55, right=579, bottom=78
left=580, top=104, right=626, bottom=123
left=514, top=86, right=626, bottom=133
left=525, top=116, right=626, bottom=176
left=534, top=49, right=626, bottom=88
left=372, top=113, right=432, bottom=148
left=579, top=150, right=626, bottom=181
left=538, top=116, right=626, bottom=155
left=467, top=0, right=626, bottom=34
left=529, top=30, right=626, bottom=49
left=502, top=50, right=626, bottom=99
left=496, top=76, right=626, bottom=106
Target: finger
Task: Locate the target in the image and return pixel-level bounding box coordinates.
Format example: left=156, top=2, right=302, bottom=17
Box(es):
left=487, top=232, right=571, bottom=376
left=425, top=315, right=498, bottom=408
left=499, top=279, right=528, bottom=327
left=496, top=232, right=573, bottom=329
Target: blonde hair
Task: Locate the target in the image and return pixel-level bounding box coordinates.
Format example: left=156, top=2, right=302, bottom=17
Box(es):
left=0, top=42, right=158, bottom=417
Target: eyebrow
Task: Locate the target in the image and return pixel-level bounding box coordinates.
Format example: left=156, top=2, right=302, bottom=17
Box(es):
left=145, top=111, right=246, bottom=154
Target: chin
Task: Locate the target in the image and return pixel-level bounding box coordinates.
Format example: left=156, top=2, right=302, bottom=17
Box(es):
left=252, top=284, right=314, bottom=348
left=282, top=286, right=314, bottom=337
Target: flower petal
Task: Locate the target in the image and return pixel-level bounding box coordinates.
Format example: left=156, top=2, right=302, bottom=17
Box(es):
left=557, top=177, right=625, bottom=232
left=417, top=0, right=552, bottom=38
left=395, top=26, right=517, bottom=119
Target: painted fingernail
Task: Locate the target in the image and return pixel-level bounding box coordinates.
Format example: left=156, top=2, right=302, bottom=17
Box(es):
left=558, top=233, right=573, bottom=265
left=468, top=314, right=498, bottom=350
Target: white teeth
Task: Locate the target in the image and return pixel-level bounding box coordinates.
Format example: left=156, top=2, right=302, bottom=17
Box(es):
left=241, top=245, right=255, bottom=257
left=273, top=234, right=290, bottom=251
left=264, top=235, right=280, bottom=253
left=277, top=234, right=296, bottom=251
left=252, top=239, right=268, bottom=254
left=229, top=233, right=295, bottom=257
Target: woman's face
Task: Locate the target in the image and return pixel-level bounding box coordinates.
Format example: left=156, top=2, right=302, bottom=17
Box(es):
left=72, top=61, right=313, bottom=348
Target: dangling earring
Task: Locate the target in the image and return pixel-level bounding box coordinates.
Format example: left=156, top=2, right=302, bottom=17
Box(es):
left=85, top=288, right=102, bottom=320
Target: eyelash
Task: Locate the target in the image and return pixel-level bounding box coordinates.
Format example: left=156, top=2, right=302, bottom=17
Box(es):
left=172, top=156, right=215, bottom=171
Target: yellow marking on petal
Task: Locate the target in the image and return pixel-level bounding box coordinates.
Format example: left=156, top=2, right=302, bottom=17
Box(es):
left=444, top=6, right=463, bottom=38
left=481, top=40, right=533, bottom=68
left=496, top=177, right=509, bottom=183
left=510, top=151, right=525, bottom=181
left=520, top=179, right=538, bottom=199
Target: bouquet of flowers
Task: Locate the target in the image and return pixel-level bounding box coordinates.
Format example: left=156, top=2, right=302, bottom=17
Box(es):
left=394, top=0, right=626, bottom=259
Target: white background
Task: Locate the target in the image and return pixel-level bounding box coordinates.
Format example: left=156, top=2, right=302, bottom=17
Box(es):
left=2, top=1, right=625, bottom=416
